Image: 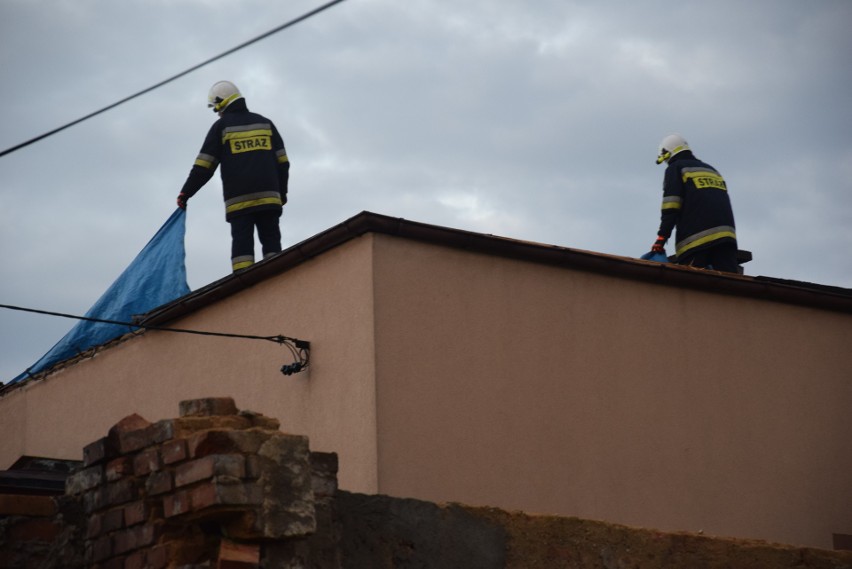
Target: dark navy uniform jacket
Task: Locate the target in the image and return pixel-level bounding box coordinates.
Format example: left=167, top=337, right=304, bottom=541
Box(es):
left=180, top=99, right=289, bottom=221
left=658, top=151, right=736, bottom=259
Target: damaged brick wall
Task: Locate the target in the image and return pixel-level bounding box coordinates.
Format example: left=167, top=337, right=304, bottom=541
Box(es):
left=1, top=397, right=337, bottom=568
left=2, top=397, right=851, bottom=568
left=70, top=396, right=339, bottom=568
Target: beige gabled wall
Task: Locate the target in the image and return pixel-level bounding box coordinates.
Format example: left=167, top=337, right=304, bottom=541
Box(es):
left=0, top=234, right=381, bottom=494
left=370, top=234, right=852, bottom=550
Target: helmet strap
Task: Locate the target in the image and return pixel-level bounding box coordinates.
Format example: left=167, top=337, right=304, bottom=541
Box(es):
left=214, top=93, right=241, bottom=113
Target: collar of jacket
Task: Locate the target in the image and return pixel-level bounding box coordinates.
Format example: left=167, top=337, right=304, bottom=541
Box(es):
left=223, top=99, right=249, bottom=114
left=668, top=150, right=695, bottom=164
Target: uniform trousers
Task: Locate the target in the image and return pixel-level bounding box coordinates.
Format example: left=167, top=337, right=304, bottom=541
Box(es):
left=229, top=211, right=282, bottom=271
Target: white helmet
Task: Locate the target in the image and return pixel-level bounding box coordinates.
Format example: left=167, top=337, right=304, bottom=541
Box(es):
left=656, top=133, right=690, bottom=164
left=207, top=80, right=243, bottom=113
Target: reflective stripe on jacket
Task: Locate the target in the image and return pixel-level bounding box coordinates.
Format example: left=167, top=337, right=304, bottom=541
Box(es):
left=225, top=191, right=284, bottom=215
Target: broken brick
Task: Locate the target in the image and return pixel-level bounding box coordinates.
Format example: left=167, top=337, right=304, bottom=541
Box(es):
left=148, top=419, right=176, bottom=445
left=189, top=480, right=263, bottom=512
left=218, top=539, right=261, bottom=568
left=133, top=447, right=161, bottom=476
left=239, top=409, right=281, bottom=431
left=175, top=454, right=245, bottom=488
left=145, top=470, right=173, bottom=496
left=101, top=507, right=125, bottom=533
left=124, top=500, right=150, bottom=527
left=118, top=426, right=156, bottom=454
left=113, top=523, right=159, bottom=555
left=161, top=438, right=188, bottom=464
left=105, top=456, right=133, bottom=482
left=174, top=416, right=254, bottom=440
left=104, top=478, right=137, bottom=507
left=83, top=436, right=118, bottom=467
left=83, top=487, right=107, bottom=514
left=163, top=490, right=191, bottom=518
left=66, top=464, right=104, bottom=495
left=179, top=397, right=239, bottom=417
left=107, top=413, right=152, bottom=451
left=86, top=513, right=102, bottom=539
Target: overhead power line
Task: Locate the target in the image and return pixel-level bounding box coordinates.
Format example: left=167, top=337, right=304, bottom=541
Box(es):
left=0, top=303, right=311, bottom=377
left=0, top=0, right=349, bottom=159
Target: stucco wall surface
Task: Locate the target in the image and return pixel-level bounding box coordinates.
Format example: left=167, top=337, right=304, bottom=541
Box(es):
left=370, top=234, right=852, bottom=550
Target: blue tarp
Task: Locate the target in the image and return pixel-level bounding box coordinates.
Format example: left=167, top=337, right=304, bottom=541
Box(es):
left=640, top=251, right=669, bottom=263
left=10, top=209, right=191, bottom=385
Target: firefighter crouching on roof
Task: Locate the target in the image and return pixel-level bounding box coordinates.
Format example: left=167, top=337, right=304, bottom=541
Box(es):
left=177, top=80, right=290, bottom=272
left=650, top=134, right=738, bottom=273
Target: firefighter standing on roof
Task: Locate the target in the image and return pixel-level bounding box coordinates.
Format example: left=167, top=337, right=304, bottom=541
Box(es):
left=178, top=81, right=289, bottom=272
left=650, top=134, right=738, bottom=273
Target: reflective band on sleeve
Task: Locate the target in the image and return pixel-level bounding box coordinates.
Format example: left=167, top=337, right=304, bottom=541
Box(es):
left=194, top=153, right=218, bottom=169
left=661, top=196, right=682, bottom=210
left=676, top=226, right=736, bottom=256
left=276, top=149, right=289, bottom=163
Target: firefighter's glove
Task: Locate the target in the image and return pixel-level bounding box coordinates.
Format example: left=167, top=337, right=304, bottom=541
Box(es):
left=651, top=235, right=667, bottom=253
left=177, top=193, right=188, bottom=210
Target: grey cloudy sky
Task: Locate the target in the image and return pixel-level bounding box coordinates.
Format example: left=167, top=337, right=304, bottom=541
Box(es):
left=1, top=0, right=851, bottom=381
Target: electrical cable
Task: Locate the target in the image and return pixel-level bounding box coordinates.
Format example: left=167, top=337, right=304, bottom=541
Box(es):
left=0, top=303, right=300, bottom=345
left=0, top=302, right=310, bottom=377
left=0, top=0, right=349, bottom=159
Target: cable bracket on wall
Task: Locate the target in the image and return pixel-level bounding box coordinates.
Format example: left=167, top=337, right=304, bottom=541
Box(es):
left=279, top=337, right=310, bottom=376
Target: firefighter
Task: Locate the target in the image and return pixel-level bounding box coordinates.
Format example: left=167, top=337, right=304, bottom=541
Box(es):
left=650, top=134, right=738, bottom=272
left=177, top=80, right=290, bottom=272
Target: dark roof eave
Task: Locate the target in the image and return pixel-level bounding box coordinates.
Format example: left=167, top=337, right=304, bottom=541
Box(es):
left=141, top=211, right=852, bottom=327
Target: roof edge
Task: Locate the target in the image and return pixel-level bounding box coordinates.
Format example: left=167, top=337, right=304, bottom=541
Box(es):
left=140, top=210, right=852, bottom=327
